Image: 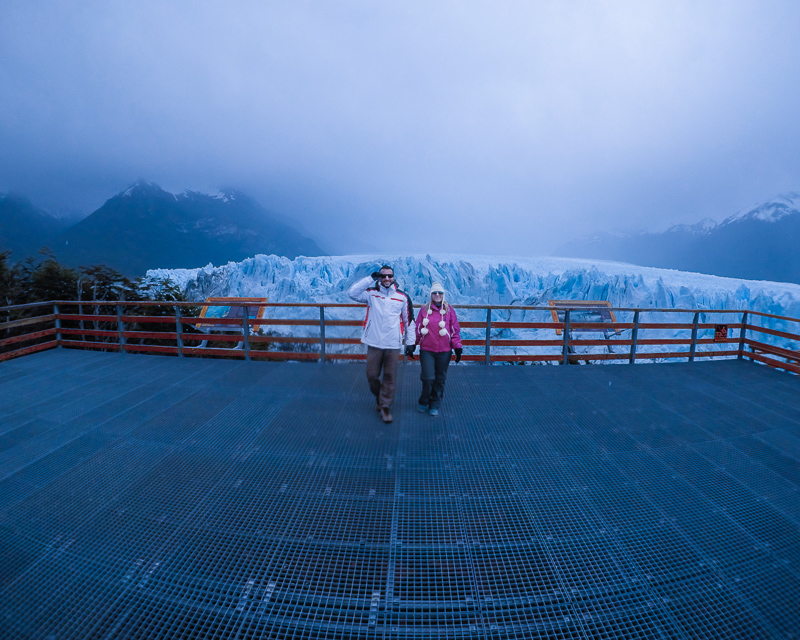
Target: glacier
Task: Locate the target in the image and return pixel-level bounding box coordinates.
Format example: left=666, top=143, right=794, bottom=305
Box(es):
left=147, top=254, right=800, bottom=362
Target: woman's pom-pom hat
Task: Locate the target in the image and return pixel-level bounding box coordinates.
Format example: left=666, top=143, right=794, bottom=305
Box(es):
left=429, top=283, right=449, bottom=335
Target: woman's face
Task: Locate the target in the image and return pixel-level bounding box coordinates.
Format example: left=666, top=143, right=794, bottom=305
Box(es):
left=431, top=291, right=444, bottom=303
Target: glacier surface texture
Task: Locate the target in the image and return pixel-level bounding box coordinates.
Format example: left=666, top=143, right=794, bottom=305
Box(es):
left=148, top=254, right=800, bottom=361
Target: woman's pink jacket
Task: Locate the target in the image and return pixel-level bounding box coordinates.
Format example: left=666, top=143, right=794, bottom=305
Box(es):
left=414, top=303, right=463, bottom=352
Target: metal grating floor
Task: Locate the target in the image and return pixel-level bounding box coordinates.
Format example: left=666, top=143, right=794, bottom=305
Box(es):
left=0, top=349, right=799, bottom=639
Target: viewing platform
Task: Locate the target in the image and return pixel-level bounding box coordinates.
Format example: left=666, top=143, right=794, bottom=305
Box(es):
left=1, top=347, right=799, bottom=639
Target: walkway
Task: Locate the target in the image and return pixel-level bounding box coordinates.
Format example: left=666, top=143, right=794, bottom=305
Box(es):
left=1, top=350, right=799, bottom=638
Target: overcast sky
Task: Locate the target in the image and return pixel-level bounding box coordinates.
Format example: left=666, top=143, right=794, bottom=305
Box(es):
left=2, top=0, right=800, bottom=256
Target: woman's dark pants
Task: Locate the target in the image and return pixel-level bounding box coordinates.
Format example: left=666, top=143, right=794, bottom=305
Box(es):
left=419, top=349, right=451, bottom=409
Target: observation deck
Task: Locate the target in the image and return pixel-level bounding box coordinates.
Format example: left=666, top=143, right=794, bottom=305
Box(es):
left=1, top=347, right=799, bottom=639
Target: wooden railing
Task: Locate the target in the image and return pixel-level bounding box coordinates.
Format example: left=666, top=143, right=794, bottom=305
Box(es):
left=1, top=301, right=798, bottom=374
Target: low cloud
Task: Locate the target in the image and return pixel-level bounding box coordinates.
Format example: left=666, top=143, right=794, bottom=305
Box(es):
left=2, top=0, right=799, bottom=255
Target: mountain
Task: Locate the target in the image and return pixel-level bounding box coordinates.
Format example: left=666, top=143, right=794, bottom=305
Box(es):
left=0, top=193, right=72, bottom=259
left=51, top=182, right=326, bottom=277
left=147, top=253, right=800, bottom=358
left=558, top=193, right=800, bottom=284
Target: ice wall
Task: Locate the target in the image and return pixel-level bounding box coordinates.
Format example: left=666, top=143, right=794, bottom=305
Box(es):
left=147, top=254, right=800, bottom=360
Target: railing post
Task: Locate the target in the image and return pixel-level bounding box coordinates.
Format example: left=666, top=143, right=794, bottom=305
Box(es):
left=688, top=312, right=700, bottom=362
left=78, top=301, right=85, bottom=341
left=54, top=303, right=62, bottom=347
left=175, top=307, right=184, bottom=358
left=319, top=306, right=326, bottom=363
left=484, top=308, right=492, bottom=365
left=241, top=306, right=251, bottom=362
left=116, top=303, right=126, bottom=354
left=629, top=310, right=640, bottom=364
left=738, top=311, right=748, bottom=360
left=562, top=309, right=571, bottom=365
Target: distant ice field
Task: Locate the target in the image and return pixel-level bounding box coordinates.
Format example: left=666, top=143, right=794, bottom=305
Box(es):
left=147, top=254, right=800, bottom=361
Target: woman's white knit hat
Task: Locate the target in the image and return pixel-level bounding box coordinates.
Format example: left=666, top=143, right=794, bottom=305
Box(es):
left=427, top=282, right=449, bottom=335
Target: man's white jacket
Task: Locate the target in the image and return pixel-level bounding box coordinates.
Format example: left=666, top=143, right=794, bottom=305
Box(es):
left=348, top=276, right=415, bottom=350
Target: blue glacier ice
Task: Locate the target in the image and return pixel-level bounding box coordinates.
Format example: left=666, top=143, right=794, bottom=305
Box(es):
left=147, top=254, right=800, bottom=361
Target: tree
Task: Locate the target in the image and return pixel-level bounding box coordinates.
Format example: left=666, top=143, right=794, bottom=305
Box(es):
left=28, top=249, right=78, bottom=303
left=1, top=252, right=200, bottom=355
left=79, top=264, right=134, bottom=302
left=1, top=251, right=34, bottom=308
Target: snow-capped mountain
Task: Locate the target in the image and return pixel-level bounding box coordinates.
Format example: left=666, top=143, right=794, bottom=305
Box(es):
left=148, top=253, right=800, bottom=361
left=558, top=193, right=800, bottom=284
left=721, top=192, right=800, bottom=225
left=50, top=181, right=326, bottom=276
left=661, top=218, right=718, bottom=235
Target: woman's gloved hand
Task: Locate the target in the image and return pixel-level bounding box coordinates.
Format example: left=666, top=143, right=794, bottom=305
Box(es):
left=454, top=348, right=462, bottom=363
left=405, top=345, right=416, bottom=359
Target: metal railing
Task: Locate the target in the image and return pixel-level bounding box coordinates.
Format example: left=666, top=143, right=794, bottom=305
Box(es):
left=1, top=300, right=799, bottom=374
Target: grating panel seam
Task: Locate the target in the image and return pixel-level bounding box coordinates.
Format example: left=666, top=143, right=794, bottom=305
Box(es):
left=604, top=448, right=789, bottom=640
left=533, top=459, right=689, bottom=640
left=0, top=363, right=248, bottom=486
left=647, top=444, right=800, bottom=581
left=496, top=394, right=685, bottom=640
left=442, top=411, right=490, bottom=638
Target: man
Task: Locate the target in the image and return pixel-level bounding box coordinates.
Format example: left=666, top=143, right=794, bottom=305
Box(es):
left=348, top=265, right=415, bottom=423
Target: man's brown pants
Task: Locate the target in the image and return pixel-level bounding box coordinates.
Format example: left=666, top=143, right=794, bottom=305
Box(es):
left=366, top=346, right=399, bottom=409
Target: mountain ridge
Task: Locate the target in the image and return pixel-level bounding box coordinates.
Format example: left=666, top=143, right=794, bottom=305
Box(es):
left=0, top=181, right=326, bottom=276
left=0, top=192, right=73, bottom=259
left=558, top=193, right=800, bottom=284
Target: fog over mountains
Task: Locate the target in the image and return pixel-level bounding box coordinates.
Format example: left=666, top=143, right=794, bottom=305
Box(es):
left=0, top=193, right=74, bottom=259
left=0, top=182, right=326, bottom=276
left=559, top=193, right=800, bottom=284
left=2, top=186, right=798, bottom=284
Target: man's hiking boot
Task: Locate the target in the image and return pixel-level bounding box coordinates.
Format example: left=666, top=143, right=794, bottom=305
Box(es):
left=417, top=403, right=428, bottom=413
left=380, top=407, right=393, bottom=423
left=429, top=407, right=439, bottom=417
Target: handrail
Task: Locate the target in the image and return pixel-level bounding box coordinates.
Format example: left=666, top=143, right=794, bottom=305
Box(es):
left=0, top=301, right=58, bottom=312
left=1, top=300, right=798, bottom=373
left=744, top=309, right=800, bottom=322
left=3, top=299, right=800, bottom=325
left=4, top=300, right=799, bottom=326
left=22, top=299, right=795, bottom=317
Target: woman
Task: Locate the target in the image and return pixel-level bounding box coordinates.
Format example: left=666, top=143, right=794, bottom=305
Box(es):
left=414, top=282, right=462, bottom=416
